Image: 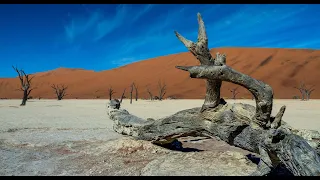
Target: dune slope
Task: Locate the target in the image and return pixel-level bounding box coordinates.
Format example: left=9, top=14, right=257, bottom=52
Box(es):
left=0, top=47, right=319, bottom=99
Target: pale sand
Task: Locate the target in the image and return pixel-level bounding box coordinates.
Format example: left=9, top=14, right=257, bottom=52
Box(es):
left=0, top=99, right=319, bottom=175
left=0, top=99, right=319, bottom=132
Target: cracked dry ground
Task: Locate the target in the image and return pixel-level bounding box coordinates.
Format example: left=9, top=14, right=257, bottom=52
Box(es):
left=0, top=127, right=257, bottom=176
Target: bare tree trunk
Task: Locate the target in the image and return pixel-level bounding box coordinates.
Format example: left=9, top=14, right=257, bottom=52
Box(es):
left=120, top=88, right=126, bottom=103
left=133, top=84, right=138, bottom=101
left=305, top=86, right=315, bottom=101
left=306, top=91, right=314, bottom=101
left=158, top=80, right=166, bottom=101
left=147, top=87, right=153, bottom=100
left=301, top=90, right=306, bottom=100
left=130, top=83, right=134, bottom=104
left=21, top=89, right=28, bottom=106
left=108, top=86, right=115, bottom=101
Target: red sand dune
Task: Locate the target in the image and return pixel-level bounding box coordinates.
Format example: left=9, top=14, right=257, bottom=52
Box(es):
left=0, top=47, right=320, bottom=100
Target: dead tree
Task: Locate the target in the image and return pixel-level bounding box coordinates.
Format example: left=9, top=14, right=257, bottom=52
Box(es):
left=146, top=86, right=153, bottom=100
left=12, top=66, right=35, bottom=106
left=305, top=85, right=315, bottom=100
left=108, top=86, right=115, bottom=100
left=130, top=83, right=134, bottom=104
left=120, top=88, right=126, bottom=103
left=133, top=83, right=138, bottom=101
left=51, top=84, right=68, bottom=100
left=158, top=80, right=166, bottom=100
left=229, top=87, right=240, bottom=100
left=106, top=13, right=320, bottom=176
left=294, top=82, right=315, bottom=101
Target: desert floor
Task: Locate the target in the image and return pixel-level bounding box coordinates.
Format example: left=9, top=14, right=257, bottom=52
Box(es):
left=0, top=99, right=319, bottom=176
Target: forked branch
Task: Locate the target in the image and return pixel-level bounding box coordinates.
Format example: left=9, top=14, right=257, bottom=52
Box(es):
left=12, top=66, right=34, bottom=91
left=12, top=66, right=35, bottom=106
left=174, top=13, right=224, bottom=111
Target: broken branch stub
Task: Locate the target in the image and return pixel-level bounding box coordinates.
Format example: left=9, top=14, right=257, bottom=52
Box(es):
left=174, top=13, right=225, bottom=111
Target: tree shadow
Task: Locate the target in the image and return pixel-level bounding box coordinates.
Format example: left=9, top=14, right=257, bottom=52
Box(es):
left=246, top=154, right=294, bottom=176
left=155, top=139, right=204, bottom=152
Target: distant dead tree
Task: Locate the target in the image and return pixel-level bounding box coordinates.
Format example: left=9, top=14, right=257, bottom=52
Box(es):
left=133, top=83, right=138, bottom=101
left=229, top=87, right=240, bottom=100
left=294, top=82, right=315, bottom=101
left=120, top=88, right=126, bottom=103
left=51, top=84, right=68, bottom=100
left=130, top=83, right=134, bottom=104
left=305, top=87, right=315, bottom=101
left=108, top=86, right=115, bottom=100
left=158, top=80, right=166, bottom=101
left=12, top=66, right=35, bottom=106
left=146, top=86, right=153, bottom=100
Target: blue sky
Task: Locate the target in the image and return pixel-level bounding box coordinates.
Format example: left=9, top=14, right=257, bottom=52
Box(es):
left=1, top=4, right=320, bottom=77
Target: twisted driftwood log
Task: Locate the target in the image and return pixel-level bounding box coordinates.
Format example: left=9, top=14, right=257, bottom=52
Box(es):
left=107, top=13, right=320, bottom=176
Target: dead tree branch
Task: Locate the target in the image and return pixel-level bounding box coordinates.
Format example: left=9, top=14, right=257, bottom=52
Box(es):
left=158, top=80, right=166, bottom=101
left=106, top=13, right=320, bottom=176
left=51, top=84, right=68, bottom=100
left=12, top=66, right=35, bottom=106
left=176, top=63, right=273, bottom=127
left=108, top=86, right=115, bottom=101
left=133, top=83, right=138, bottom=101
left=174, top=14, right=225, bottom=112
